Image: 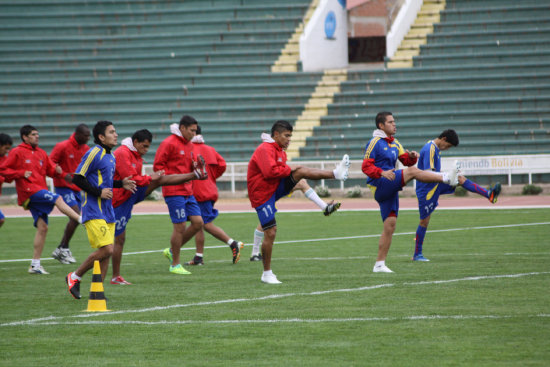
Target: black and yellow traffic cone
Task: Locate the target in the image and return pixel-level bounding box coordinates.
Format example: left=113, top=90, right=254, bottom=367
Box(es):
left=85, top=260, right=110, bottom=312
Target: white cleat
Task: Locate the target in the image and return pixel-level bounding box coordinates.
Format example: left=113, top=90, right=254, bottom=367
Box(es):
left=446, top=160, right=460, bottom=186
left=261, top=273, right=282, bottom=284
left=28, top=265, right=50, bottom=275
left=333, top=154, right=350, bottom=181
left=373, top=264, right=394, bottom=273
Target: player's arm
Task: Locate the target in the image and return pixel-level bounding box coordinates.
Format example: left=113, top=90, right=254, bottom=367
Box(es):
left=396, top=140, right=418, bottom=167
left=257, top=147, right=291, bottom=179
left=213, top=151, right=227, bottom=179
left=361, top=139, right=383, bottom=178
left=153, top=140, right=171, bottom=172
left=116, top=151, right=151, bottom=187
left=0, top=150, right=27, bottom=181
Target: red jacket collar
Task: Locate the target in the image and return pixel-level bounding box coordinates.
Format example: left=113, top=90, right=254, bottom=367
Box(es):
left=384, top=136, right=395, bottom=144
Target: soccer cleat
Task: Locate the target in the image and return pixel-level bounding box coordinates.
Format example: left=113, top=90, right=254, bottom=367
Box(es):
left=163, top=247, right=173, bottom=263
left=29, top=265, right=50, bottom=274
left=193, top=154, right=208, bottom=180
left=230, top=241, right=244, bottom=264
left=323, top=201, right=341, bottom=216
left=65, top=272, right=81, bottom=299
left=412, top=254, right=430, bottom=262
left=333, top=154, right=350, bottom=181
left=488, top=182, right=501, bottom=204
left=373, top=264, right=394, bottom=273
left=52, top=247, right=71, bottom=264
left=169, top=264, right=191, bottom=275
left=261, top=273, right=282, bottom=284
left=250, top=254, right=262, bottom=262
left=63, top=248, right=77, bottom=263
left=447, top=160, right=460, bottom=186
left=110, top=275, right=132, bottom=285
left=185, top=256, right=204, bottom=266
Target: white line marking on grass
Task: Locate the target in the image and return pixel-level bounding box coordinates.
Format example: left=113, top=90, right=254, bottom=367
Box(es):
left=6, top=314, right=550, bottom=326
left=2, top=271, right=549, bottom=327
left=1, top=221, right=549, bottom=263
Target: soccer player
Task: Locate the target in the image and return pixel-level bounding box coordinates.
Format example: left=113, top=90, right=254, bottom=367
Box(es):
left=362, top=112, right=459, bottom=273
left=249, top=132, right=342, bottom=261
left=50, top=124, right=91, bottom=264
left=110, top=129, right=204, bottom=285
left=154, top=115, right=208, bottom=275
left=413, top=129, right=502, bottom=261
left=0, top=125, right=81, bottom=274
left=0, top=133, right=13, bottom=229
left=65, top=121, right=136, bottom=299
left=185, top=126, right=244, bottom=266
left=247, top=120, right=350, bottom=284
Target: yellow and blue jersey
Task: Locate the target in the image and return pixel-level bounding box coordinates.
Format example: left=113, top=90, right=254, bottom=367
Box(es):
left=363, top=136, right=405, bottom=186
left=416, top=140, right=440, bottom=200
left=76, top=145, right=116, bottom=223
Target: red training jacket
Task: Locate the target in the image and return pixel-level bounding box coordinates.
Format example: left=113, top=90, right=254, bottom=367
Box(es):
left=153, top=133, right=194, bottom=197
left=247, top=141, right=291, bottom=208
left=112, top=144, right=152, bottom=208
left=50, top=133, right=90, bottom=191
left=0, top=155, right=7, bottom=195
left=0, top=142, right=65, bottom=206
left=192, top=142, right=226, bottom=202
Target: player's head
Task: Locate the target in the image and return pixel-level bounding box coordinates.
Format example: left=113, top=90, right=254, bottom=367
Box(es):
left=74, top=124, right=91, bottom=145
left=20, top=125, right=39, bottom=148
left=271, top=120, right=293, bottom=149
left=179, top=115, right=198, bottom=141
left=375, top=112, right=396, bottom=136
left=437, top=129, right=459, bottom=151
left=0, top=133, right=13, bottom=156
left=93, top=120, right=117, bottom=148
left=132, top=129, right=153, bottom=156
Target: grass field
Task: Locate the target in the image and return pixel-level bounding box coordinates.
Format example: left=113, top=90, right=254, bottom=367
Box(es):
left=1, top=208, right=549, bottom=366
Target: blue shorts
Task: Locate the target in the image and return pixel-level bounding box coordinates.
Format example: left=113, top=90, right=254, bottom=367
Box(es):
left=55, top=187, right=82, bottom=209
left=255, top=176, right=297, bottom=230
left=417, top=183, right=455, bottom=220
left=114, top=186, right=148, bottom=236
left=165, top=195, right=201, bottom=224
left=0, top=209, right=4, bottom=221
left=367, top=170, right=404, bottom=222
left=197, top=200, right=219, bottom=225
left=26, top=190, right=60, bottom=227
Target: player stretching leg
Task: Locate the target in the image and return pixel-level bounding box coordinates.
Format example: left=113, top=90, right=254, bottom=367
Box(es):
left=247, top=120, right=350, bottom=284
left=413, top=129, right=501, bottom=261
left=362, top=112, right=459, bottom=273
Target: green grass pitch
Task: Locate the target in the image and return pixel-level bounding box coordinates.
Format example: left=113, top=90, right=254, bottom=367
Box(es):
left=1, top=208, right=549, bottom=366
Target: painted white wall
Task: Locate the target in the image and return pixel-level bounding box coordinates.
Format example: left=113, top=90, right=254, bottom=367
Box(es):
left=386, top=0, right=423, bottom=58
left=300, top=0, right=348, bottom=71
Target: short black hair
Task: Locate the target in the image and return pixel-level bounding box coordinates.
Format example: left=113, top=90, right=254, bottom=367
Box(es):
left=375, top=112, right=393, bottom=129
left=179, top=115, right=198, bottom=127
left=93, top=120, right=113, bottom=145
left=132, top=129, right=153, bottom=143
left=75, top=123, right=90, bottom=134
left=271, top=120, right=293, bottom=136
left=0, top=133, right=13, bottom=146
left=439, top=129, right=459, bottom=147
left=20, top=125, right=37, bottom=141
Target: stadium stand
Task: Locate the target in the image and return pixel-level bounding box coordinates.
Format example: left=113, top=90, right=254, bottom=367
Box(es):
left=0, top=0, right=320, bottom=162
left=298, top=0, right=550, bottom=160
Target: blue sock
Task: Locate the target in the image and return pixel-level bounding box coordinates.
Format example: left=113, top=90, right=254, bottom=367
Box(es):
left=462, top=179, right=489, bottom=198
left=414, top=225, right=427, bottom=256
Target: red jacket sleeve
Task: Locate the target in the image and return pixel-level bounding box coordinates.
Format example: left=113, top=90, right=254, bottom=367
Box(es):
left=213, top=151, right=226, bottom=180
left=116, top=150, right=151, bottom=187
left=50, top=142, right=64, bottom=165
left=398, top=152, right=418, bottom=167
left=153, top=141, right=169, bottom=172
left=257, top=146, right=291, bottom=179
left=361, top=158, right=383, bottom=179
left=0, top=150, right=26, bottom=181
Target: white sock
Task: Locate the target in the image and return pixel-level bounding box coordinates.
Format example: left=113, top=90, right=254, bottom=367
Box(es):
left=227, top=238, right=234, bottom=246
left=195, top=253, right=203, bottom=258
left=31, top=259, right=40, bottom=268
left=304, top=188, right=327, bottom=210
left=71, top=272, right=82, bottom=281
left=252, top=229, right=264, bottom=255
left=263, top=270, right=273, bottom=277
left=440, top=172, right=450, bottom=184
left=375, top=260, right=385, bottom=267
